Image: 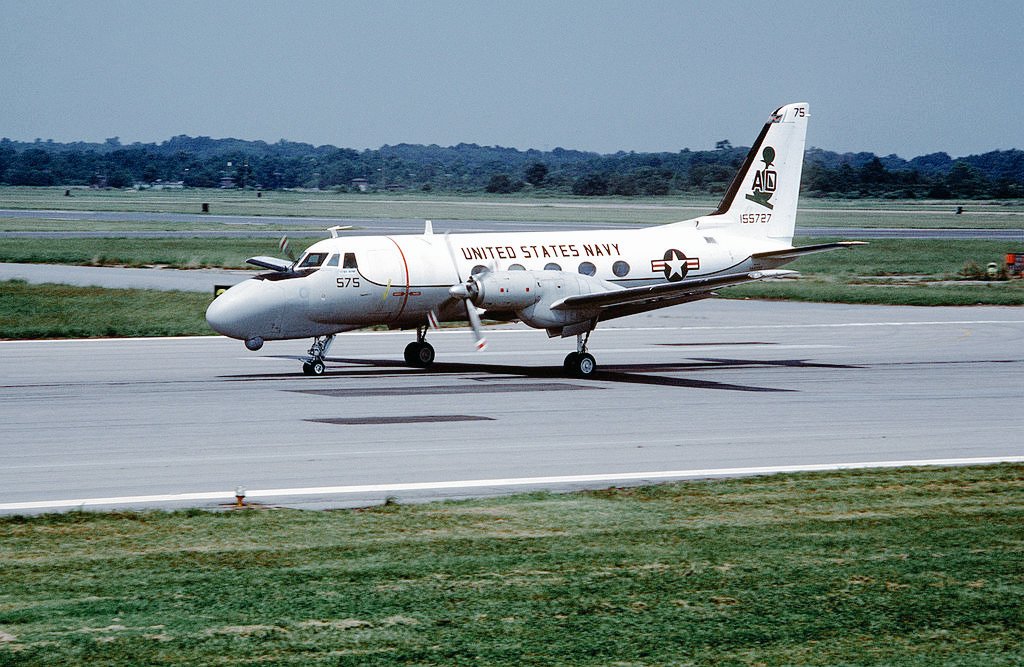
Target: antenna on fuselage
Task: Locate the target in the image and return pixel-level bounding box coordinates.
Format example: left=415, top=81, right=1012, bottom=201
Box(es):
left=424, top=220, right=433, bottom=236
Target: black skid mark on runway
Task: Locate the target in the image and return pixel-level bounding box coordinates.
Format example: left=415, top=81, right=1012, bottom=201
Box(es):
left=590, top=369, right=791, bottom=392
left=309, top=415, right=494, bottom=425
left=689, top=357, right=863, bottom=370
left=657, top=341, right=777, bottom=347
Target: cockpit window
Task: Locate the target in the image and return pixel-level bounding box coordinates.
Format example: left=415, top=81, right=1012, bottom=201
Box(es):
left=298, top=252, right=329, bottom=268
left=325, top=254, right=339, bottom=267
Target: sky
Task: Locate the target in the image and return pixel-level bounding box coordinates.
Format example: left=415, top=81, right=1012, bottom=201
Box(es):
left=2, top=1, right=1022, bottom=158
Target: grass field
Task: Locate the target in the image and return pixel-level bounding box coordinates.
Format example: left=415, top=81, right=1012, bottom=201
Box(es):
left=2, top=186, right=1023, bottom=228
left=1, top=464, right=1021, bottom=666
left=0, top=281, right=212, bottom=339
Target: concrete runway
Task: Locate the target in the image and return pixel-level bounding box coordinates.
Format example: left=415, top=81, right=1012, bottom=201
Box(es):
left=2, top=300, right=1022, bottom=514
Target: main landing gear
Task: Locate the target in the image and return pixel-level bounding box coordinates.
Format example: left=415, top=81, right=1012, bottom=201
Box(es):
left=302, top=334, right=335, bottom=376
left=404, top=325, right=435, bottom=368
left=563, top=331, right=597, bottom=378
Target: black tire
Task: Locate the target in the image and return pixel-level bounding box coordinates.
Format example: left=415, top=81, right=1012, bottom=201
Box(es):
left=570, top=352, right=596, bottom=378
left=310, top=359, right=326, bottom=376
left=563, top=352, right=580, bottom=371
left=404, top=342, right=421, bottom=366
left=302, top=362, right=314, bottom=375
left=416, top=342, right=435, bottom=368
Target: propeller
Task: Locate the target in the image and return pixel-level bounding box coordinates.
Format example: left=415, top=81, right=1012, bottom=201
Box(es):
left=444, top=232, right=487, bottom=351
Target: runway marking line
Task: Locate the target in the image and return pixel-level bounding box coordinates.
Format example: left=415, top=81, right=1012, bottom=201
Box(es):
left=3, top=456, right=1023, bottom=511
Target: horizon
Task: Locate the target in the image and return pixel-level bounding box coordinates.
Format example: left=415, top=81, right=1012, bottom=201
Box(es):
left=1, top=132, right=1007, bottom=163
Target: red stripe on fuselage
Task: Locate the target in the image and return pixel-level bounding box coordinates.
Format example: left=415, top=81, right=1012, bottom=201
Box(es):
left=385, top=236, right=411, bottom=321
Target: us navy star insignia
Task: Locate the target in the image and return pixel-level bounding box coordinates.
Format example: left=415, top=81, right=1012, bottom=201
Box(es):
left=649, top=249, right=696, bottom=282
left=663, top=250, right=688, bottom=281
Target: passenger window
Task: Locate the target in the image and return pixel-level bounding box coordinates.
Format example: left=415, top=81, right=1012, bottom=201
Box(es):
left=343, top=253, right=358, bottom=269
left=578, top=261, right=597, bottom=276
left=325, top=254, right=339, bottom=267
left=509, top=264, right=525, bottom=271
left=612, top=260, right=630, bottom=277
left=544, top=263, right=562, bottom=271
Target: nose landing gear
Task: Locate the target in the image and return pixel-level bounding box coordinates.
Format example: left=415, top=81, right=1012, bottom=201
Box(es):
left=302, top=335, right=335, bottom=376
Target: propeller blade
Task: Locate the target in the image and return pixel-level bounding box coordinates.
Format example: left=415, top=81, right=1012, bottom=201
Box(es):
left=444, top=232, right=485, bottom=350
left=464, top=299, right=487, bottom=351
left=443, top=232, right=463, bottom=283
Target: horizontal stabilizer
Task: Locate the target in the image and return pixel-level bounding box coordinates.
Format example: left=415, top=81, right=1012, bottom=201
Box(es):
left=246, top=256, right=293, bottom=272
left=752, top=241, right=867, bottom=262
left=551, top=270, right=797, bottom=312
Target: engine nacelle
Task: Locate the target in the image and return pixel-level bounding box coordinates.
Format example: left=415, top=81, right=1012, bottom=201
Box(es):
left=462, top=269, right=619, bottom=334
left=469, top=271, right=542, bottom=310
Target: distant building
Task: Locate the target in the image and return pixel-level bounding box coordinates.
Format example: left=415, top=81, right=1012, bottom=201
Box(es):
left=350, top=178, right=370, bottom=192
left=219, top=175, right=236, bottom=189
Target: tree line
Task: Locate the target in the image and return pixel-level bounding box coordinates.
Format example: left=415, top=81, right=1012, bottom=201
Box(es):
left=0, top=135, right=1021, bottom=199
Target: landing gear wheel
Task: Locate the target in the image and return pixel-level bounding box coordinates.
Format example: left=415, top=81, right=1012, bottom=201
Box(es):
left=302, top=360, right=326, bottom=376
left=302, top=335, right=334, bottom=377
left=404, top=341, right=435, bottom=368
left=563, top=352, right=580, bottom=372
left=404, top=342, right=420, bottom=366
left=567, top=352, right=596, bottom=378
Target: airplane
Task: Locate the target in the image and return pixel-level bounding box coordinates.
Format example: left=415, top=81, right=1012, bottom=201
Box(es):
left=206, top=102, right=863, bottom=377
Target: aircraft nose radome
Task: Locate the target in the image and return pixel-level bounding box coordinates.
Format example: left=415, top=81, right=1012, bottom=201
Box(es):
left=205, top=279, right=278, bottom=339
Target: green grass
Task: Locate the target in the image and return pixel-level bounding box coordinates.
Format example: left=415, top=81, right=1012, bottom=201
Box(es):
left=1, top=464, right=1022, bottom=665
left=718, top=239, right=1024, bottom=306
left=0, top=281, right=213, bottom=338
left=783, top=239, right=1019, bottom=277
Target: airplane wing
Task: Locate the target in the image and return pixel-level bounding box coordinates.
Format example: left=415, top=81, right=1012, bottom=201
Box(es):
left=551, top=269, right=797, bottom=318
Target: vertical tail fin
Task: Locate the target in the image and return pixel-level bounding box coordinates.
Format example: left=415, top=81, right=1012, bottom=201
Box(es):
left=707, top=102, right=809, bottom=244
